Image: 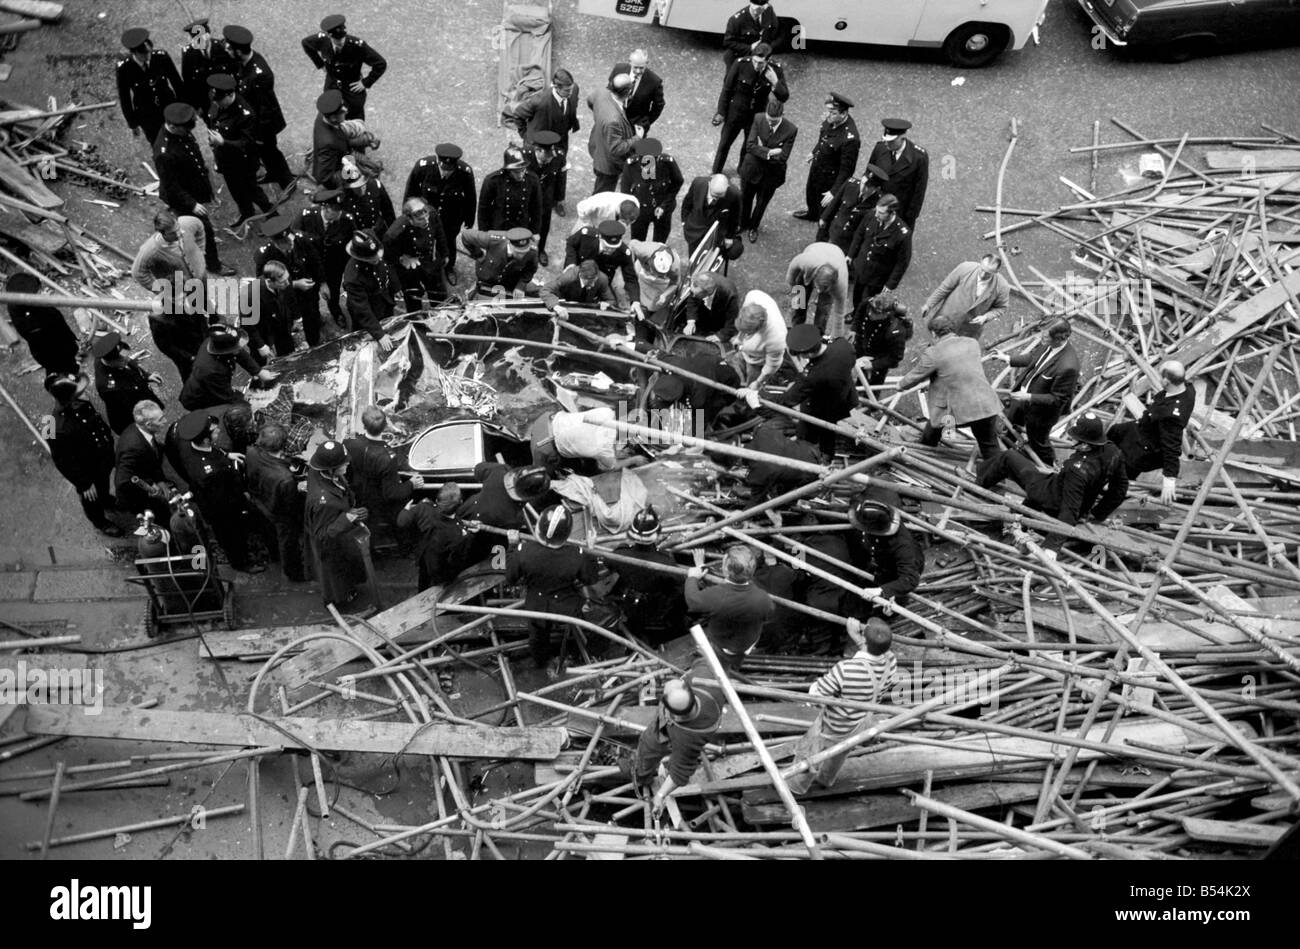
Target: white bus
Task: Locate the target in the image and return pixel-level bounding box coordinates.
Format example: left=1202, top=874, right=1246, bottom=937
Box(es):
left=577, top=0, right=1051, bottom=68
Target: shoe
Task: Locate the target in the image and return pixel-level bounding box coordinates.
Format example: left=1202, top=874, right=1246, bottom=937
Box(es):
left=445, top=269, right=459, bottom=286
left=747, top=228, right=758, bottom=243
left=209, top=263, right=237, bottom=277
left=790, top=209, right=813, bottom=220
left=226, top=216, right=250, bottom=230
left=538, top=249, right=549, bottom=267
left=553, top=204, right=567, bottom=218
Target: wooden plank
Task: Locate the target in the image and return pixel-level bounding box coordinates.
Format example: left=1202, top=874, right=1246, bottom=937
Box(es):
left=0, top=0, right=62, bottom=20
left=0, top=151, right=63, bottom=209
left=0, top=214, right=65, bottom=254
left=566, top=701, right=818, bottom=739
left=1171, top=270, right=1300, bottom=370
left=276, top=567, right=502, bottom=690
left=24, top=704, right=565, bottom=760
left=694, top=720, right=1191, bottom=797
left=744, top=781, right=1045, bottom=830
left=1181, top=817, right=1285, bottom=847
left=199, top=625, right=336, bottom=660
left=1205, top=149, right=1300, bottom=172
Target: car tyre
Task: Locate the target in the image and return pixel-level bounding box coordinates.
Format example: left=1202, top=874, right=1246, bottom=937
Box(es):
left=943, top=22, right=1011, bottom=68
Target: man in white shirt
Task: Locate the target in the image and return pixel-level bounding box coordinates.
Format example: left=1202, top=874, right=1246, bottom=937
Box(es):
left=529, top=406, right=647, bottom=477
left=574, top=192, right=641, bottom=233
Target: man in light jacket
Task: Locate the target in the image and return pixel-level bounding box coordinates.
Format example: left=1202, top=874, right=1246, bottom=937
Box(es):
left=896, top=315, right=1003, bottom=459
left=786, top=241, right=849, bottom=338
left=921, top=254, right=1010, bottom=341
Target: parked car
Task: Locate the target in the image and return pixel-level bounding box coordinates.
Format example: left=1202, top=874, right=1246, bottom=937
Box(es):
left=1077, top=0, right=1300, bottom=61
left=578, top=0, right=1052, bottom=68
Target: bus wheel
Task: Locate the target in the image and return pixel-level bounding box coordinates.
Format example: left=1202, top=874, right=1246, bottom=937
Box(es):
left=942, top=23, right=1010, bottom=68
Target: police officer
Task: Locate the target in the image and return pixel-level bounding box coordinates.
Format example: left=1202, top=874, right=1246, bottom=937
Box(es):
left=712, top=41, right=789, bottom=175
left=257, top=215, right=326, bottom=346
left=4, top=272, right=78, bottom=376
left=404, top=144, right=477, bottom=282
left=564, top=220, right=640, bottom=310
left=294, top=187, right=355, bottom=330
left=619, top=138, right=684, bottom=243
left=301, top=14, right=387, bottom=121
left=343, top=405, right=425, bottom=544
left=794, top=92, right=860, bottom=223
left=847, top=193, right=912, bottom=307
left=223, top=26, right=295, bottom=193
left=205, top=73, right=272, bottom=230
left=504, top=504, right=599, bottom=675
left=458, top=463, right=551, bottom=533
left=153, top=102, right=227, bottom=274
left=178, top=18, right=235, bottom=115
left=116, top=28, right=182, bottom=144
left=397, top=484, right=476, bottom=591
left=245, top=422, right=308, bottom=582
left=978, top=413, right=1130, bottom=556
left=304, top=439, right=370, bottom=607
left=1107, top=360, right=1196, bottom=504
left=526, top=130, right=565, bottom=267
left=817, top=163, right=889, bottom=252
left=341, top=231, right=402, bottom=352
left=846, top=483, right=923, bottom=619
left=383, top=198, right=451, bottom=311
left=782, top=323, right=858, bottom=456
left=722, top=0, right=780, bottom=67
left=340, top=155, right=396, bottom=235
left=609, top=507, right=687, bottom=646
left=853, top=293, right=912, bottom=388
left=180, top=325, right=277, bottom=412
left=867, top=118, right=929, bottom=229
left=311, top=89, right=352, bottom=188
left=44, top=372, right=122, bottom=537
left=91, top=332, right=163, bottom=434
left=512, top=70, right=581, bottom=214
left=477, top=146, right=543, bottom=235
left=173, top=410, right=262, bottom=572
left=645, top=351, right=741, bottom=433
left=461, top=227, right=540, bottom=299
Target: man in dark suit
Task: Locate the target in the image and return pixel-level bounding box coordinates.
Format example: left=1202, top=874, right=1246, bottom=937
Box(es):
left=795, top=92, right=860, bottom=223
left=681, top=174, right=742, bottom=258
left=541, top=259, right=616, bottom=317
left=999, top=318, right=1080, bottom=465
left=224, top=26, right=294, bottom=192
left=609, top=50, right=665, bottom=135
left=344, top=405, right=424, bottom=545
left=712, top=42, right=788, bottom=174
left=866, top=118, right=929, bottom=229
left=738, top=98, right=797, bottom=240
left=301, top=14, right=386, bottom=121
left=678, top=271, right=740, bottom=340
left=512, top=69, right=580, bottom=214
left=256, top=215, right=326, bottom=346
left=723, top=1, right=780, bottom=67
left=404, top=144, right=476, bottom=281
left=115, top=399, right=172, bottom=524
left=116, top=28, right=182, bottom=143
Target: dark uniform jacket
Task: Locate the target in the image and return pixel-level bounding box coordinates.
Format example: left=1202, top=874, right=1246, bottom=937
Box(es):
left=681, top=274, right=741, bottom=339
left=343, top=435, right=412, bottom=526
left=563, top=227, right=639, bottom=300
left=723, top=4, right=780, bottom=65
left=717, top=58, right=789, bottom=126
left=304, top=468, right=366, bottom=603
left=311, top=114, right=352, bottom=187
left=608, top=64, right=664, bottom=130
left=477, top=169, right=542, bottom=233
left=255, top=233, right=324, bottom=285
left=463, top=234, right=538, bottom=294
left=383, top=214, right=449, bottom=271
left=178, top=442, right=243, bottom=510
left=341, top=178, right=396, bottom=235
left=396, top=503, right=475, bottom=589
left=116, top=49, right=182, bottom=133
left=1032, top=442, right=1129, bottom=544
left=680, top=176, right=742, bottom=249
left=808, top=116, right=861, bottom=203
left=114, top=424, right=167, bottom=512
left=739, top=114, right=797, bottom=187
left=782, top=338, right=858, bottom=426
left=853, top=308, right=910, bottom=370
left=818, top=176, right=883, bottom=250
left=746, top=419, right=823, bottom=497
left=180, top=346, right=260, bottom=411
left=300, top=33, right=387, bottom=94
left=457, top=462, right=534, bottom=529
left=8, top=301, right=78, bottom=376
left=153, top=129, right=214, bottom=212
left=848, top=524, right=923, bottom=610
left=525, top=150, right=566, bottom=208
left=512, top=84, right=581, bottom=146
left=206, top=95, right=260, bottom=175
left=235, top=51, right=287, bottom=136
left=506, top=541, right=597, bottom=617
left=655, top=351, right=741, bottom=430
left=245, top=447, right=302, bottom=523
left=1110, top=387, right=1196, bottom=479
left=50, top=400, right=115, bottom=492
left=180, top=42, right=235, bottom=114
left=684, top=576, right=773, bottom=656
left=619, top=152, right=684, bottom=218
left=611, top=544, right=686, bottom=642
left=868, top=138, right=929, bottom=227
left=404, top=158, right=477, bottom=230
left=1008, top=342, right=1081, bottom=430
left=848, top=214, right=913, bottom=292
left=95, top=357, right=161, bottom=434
left=295, top=205, right=356, bottom=270
left=342, top=258, right=403, bottom=340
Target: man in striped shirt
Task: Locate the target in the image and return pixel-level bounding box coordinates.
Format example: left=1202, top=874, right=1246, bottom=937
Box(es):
left=788, top=617, right=898, bottom=794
